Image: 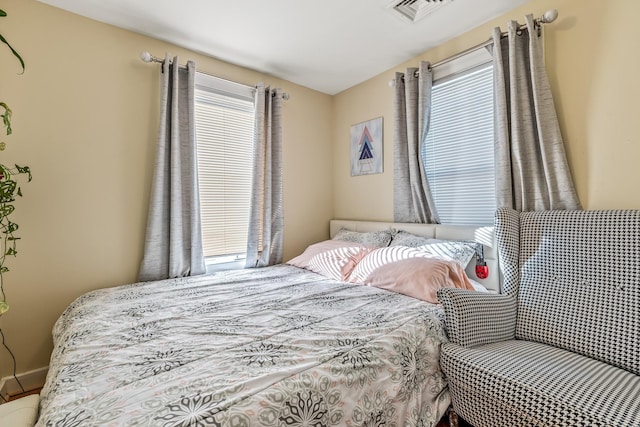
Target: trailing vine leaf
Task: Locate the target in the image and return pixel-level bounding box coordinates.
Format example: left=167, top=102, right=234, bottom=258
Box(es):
left=0, top=102, right=12, bottom=136
left=0, top=205, right=14, bottom=217
left=15, top=164, right=31, bottom=181
left=0, top=163, right=11, bottom=179
left=0, top=182, right=17, bottom=203
left=0, top=102, right=11, bottom=151
left=0, top=9, right=25, bottom=74
left=5, top=221, right=17, bottom=233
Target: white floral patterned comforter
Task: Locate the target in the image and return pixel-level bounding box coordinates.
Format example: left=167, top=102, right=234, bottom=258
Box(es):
left=38, top=265, right=450, bottom=427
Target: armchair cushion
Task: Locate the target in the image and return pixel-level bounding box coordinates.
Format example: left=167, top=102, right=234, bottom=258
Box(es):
left=437, top=288, right=517, bottom=347
left=440, top=340, right=640, bottom=427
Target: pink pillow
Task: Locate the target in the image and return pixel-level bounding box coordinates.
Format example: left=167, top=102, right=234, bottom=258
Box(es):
left=348, top=247, right=475, bottom=303
left=287, top=240, right=374, bottom=281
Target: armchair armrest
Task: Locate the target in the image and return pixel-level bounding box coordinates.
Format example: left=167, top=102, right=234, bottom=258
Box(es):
left=436, top=288, right=517, bottom=347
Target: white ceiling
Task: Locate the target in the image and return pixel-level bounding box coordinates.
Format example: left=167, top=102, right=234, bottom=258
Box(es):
left=38, top=0, right=528, bottom=95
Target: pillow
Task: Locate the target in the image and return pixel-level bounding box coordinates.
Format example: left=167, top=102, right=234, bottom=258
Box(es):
left=389, top=230, right=435, bottom=247
left=348, top=246, right=430, bottom=282
left=347, top=247, right=475, bottom=303
left=332, top=228, right=393, bottom=248
left=417, top=239, right=478, bottom=268
left=468, top=278, right=489, bottom=293
left=287, top=240, right=374, bottom=281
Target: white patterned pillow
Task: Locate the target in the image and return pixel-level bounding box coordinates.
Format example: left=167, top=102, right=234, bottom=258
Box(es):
left=287, top=240, right=374, bottom=281
left=332, top=228, right=393, bottom=247
left=417, top=240, right=478, bottom=268
left=389, top=230, right=435, bottom=247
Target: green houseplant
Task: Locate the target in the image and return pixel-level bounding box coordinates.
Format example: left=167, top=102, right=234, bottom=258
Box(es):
left=0, top=7, right=30, bottom=316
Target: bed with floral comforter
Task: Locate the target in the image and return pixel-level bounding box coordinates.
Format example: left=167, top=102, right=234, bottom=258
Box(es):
left=37, top=265, right=450, bottom=426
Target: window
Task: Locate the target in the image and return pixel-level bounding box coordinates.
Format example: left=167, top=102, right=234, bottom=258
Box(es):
left=194, top=73, right=255, bottom=268
left=421, top=50, right=496, bottom=225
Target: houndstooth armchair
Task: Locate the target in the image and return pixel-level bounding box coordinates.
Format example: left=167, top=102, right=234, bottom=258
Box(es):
left=437, top=208, right=640, bottom=427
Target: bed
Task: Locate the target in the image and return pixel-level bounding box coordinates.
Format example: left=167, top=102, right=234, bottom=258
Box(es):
left=36, top=220, right=499, bottom=427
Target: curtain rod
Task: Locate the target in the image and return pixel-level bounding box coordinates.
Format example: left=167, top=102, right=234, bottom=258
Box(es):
left=433, top=9, right=558, bottom=69
left=140, top=52, right=290, bottom=100
left=389, top=9, right=559, bottom=85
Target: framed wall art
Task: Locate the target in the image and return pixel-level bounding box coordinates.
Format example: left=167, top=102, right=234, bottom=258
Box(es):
left=350, top=117, right=383, bottom=176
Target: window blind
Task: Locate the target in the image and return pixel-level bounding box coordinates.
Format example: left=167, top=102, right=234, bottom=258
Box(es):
left=195, top=85, right=255, bottom=258
left=422, top=63, right=496, bottom=226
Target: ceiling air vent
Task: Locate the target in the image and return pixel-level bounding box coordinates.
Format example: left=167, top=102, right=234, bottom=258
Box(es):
left=390, top=0, right=450, bottom=23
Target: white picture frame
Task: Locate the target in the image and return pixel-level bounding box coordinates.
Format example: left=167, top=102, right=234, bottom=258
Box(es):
left=350, top=117, right=383, bottom=176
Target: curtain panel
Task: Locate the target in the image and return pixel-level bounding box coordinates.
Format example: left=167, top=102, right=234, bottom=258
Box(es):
left=245, top=84, right=284, bottom=268
left=493, top=15, right=581, bottom=211
left=139, top=55, right=206, bottom=281
left=393, top=61, right=439, bottom=224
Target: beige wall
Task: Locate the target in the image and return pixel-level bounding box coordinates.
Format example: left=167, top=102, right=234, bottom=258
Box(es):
left=0, top=0, right=333, bottom=376
left=2, top=0, right=640, bottom=378
left=333, top=0, right=640, bottom=221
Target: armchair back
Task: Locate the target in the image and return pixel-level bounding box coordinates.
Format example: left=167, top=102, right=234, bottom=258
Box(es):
left=495, top=208, right=639, bottom=376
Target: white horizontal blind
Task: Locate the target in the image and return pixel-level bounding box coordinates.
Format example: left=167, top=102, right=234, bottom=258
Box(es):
left=422, top=63, right=496, bottom=225
left=195, top=80, right=255, bottom=258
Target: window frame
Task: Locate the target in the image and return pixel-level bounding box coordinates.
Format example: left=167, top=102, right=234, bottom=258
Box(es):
left=421, top=48, right=496, bottom=226
left=194, top=73, right=256, bottom=272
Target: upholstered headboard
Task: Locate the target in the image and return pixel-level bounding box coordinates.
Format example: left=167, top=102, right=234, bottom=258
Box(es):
left=330, top=219, right=501, bottom=293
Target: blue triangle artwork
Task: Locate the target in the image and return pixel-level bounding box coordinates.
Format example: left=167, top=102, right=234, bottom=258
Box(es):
left=350, top=117, right=383, bottom=176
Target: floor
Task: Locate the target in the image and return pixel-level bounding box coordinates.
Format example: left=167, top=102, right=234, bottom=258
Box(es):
left=436, top=413, right=474, bottom=427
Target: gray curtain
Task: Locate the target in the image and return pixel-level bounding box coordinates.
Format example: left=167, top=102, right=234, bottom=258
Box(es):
left=393, top=61, right=439, bottom=223
left=493, top=15, right=581, bottom=211
left=245, top=84, right=284, bottom=268
left=139, top=55, right=206, bottom=281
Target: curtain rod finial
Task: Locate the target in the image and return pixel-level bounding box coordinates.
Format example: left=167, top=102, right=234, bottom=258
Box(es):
left=541, top=9, right=558, bottom=24
left=140, top=51, right=153, bottom=63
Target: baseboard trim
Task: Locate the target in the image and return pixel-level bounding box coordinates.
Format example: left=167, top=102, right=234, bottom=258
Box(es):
left=0, top=366, right=48, bottom=401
